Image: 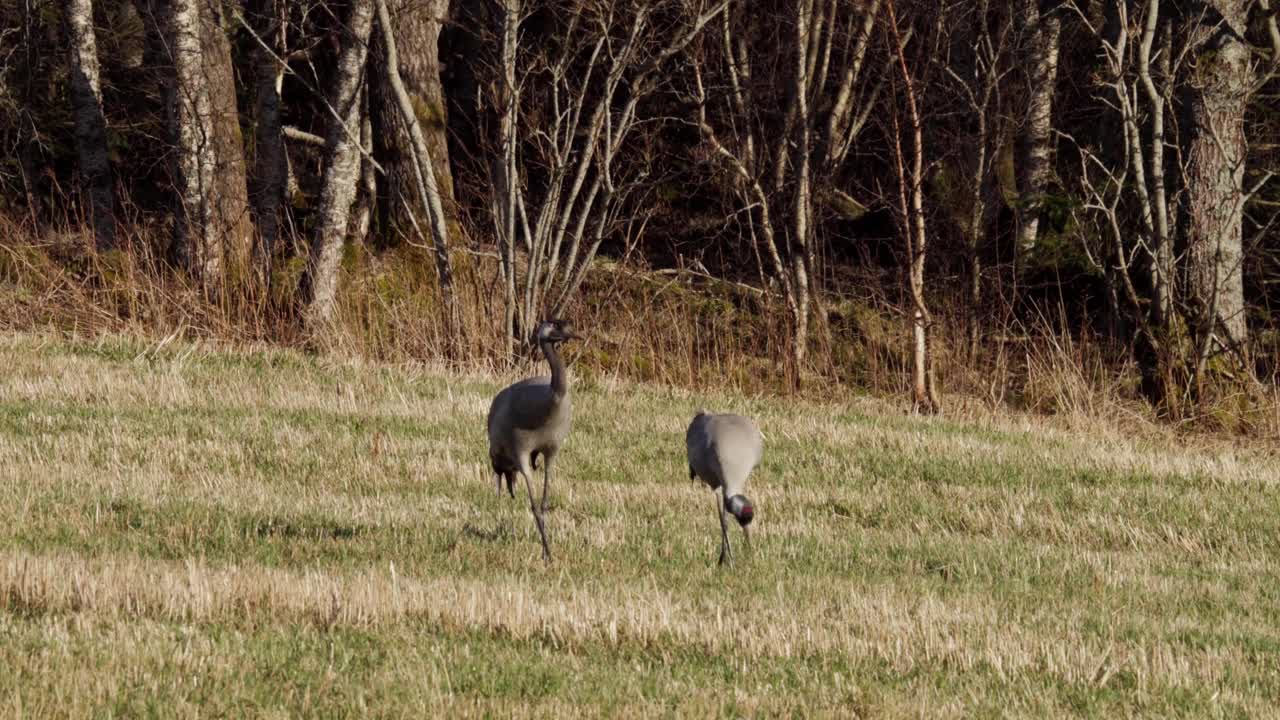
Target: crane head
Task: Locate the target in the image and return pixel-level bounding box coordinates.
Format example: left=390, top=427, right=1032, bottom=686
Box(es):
left=534, top=319, right=580, bottom=344
left=726, top=494, right=754, bottom=527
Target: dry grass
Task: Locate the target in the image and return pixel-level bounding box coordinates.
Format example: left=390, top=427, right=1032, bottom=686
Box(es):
left=0, top=331, right=1277, bottom=717
left=5, top=218, right=1279, bottom=444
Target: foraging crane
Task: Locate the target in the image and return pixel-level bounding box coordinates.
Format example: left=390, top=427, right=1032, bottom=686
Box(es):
left=486, top=319, right=579, bottom=561
left=685, top=410, right=761, bottom=566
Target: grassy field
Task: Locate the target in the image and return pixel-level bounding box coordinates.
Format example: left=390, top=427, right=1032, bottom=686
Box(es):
left=0, top=332, right=1277, bottom=717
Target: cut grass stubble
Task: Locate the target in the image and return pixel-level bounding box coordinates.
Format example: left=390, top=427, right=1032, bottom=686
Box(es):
left=0, top=332, right=1278, bottom=717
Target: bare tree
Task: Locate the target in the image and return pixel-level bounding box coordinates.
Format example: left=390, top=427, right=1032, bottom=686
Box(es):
left=372, top=0, right=455, bottom=241
left=491, top=0, right=520, bottom=351
left=691, top=0, right=884, bottom=379
left=1137, top=0, right=1175, bottom=330
left=156, top=0, right=254, bottom=290
left=301, top=0, right=376, bottom=327
left=1068, top=0, right=1188, bottom=412
left=64, top=0, right=114, bottom=250
left=1013, top=0, right=1062, bottom=266
left=1062, top=0, right=1280, bottom=410
left=487, top=0, right=726, bottom=355
left=375, top=0, right=457, bottom=328
left=885, top=0, right=939, bottom=413
left=942, top=0, right=1014, bottom=355
left=1067, top=0, right=1278, bottom=402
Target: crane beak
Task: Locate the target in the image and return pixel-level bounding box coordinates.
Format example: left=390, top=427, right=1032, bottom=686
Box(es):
left=743, top=525, right=752, bottom=555
left=556, top=321, right=581, bottom=342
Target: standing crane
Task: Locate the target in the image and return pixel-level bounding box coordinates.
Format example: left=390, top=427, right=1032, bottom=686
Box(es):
left=486, top=319, right=579, bottom=561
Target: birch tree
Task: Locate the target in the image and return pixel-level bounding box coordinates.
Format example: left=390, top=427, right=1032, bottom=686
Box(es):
left=486, top=0, right=726, bottom=354
left=1068, top=0, right=1188, bottom=412
left=941, top=0, right=1014, bottom=355
left=885, top=0, right=939, bottom=413
left=1066, top=0, right=1278, bottom=399
left=690, top=0, right=884, bottom=378
left=301, top=0, right=375, bottom=327
left=1014, top=0, right=1062, bottom=265
left=157, top=0, right=254, bottom=289
left=64, top=0, right=114, bottom=250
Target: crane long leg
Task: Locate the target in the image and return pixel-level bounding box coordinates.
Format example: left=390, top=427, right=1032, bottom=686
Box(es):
left=541, top=456, right=553, bottom=514
left=717, top=491, right=732, bottom=567
left=523, top=471, right=552, bottom=562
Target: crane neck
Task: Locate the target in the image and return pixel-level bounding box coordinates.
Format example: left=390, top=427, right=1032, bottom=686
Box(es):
left=540, top=339, right=569, bottom=399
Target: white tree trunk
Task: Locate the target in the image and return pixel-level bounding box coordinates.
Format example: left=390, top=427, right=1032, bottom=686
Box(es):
left=887, top=0, right=939, bottom=413
left=791, top=0, right=814, bottom=374
left=1137, top=4, right=1173, bottom=328
left=161, top=0, right=253, bottom=289
left=166, top=0, right=219, bottom=280
left=1014, top=0, right=1061, bottom=264
left=302, top=0, right=375, bottom=328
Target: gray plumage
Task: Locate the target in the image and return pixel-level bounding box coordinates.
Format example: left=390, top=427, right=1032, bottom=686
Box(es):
left=686, top=410, right=761, bottom=566
left=487, top=319, right=579, bottom=561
